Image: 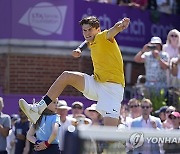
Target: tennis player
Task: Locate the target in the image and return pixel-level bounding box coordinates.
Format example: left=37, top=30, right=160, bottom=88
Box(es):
left=19, top=16, right=130, bottom=127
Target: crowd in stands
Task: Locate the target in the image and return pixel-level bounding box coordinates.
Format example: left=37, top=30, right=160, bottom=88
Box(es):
left=85, top=0, right=180, bottom=14
left=1, top=95, right=180, bottom=153
left=134, top=29, right=180, bottom=108
left=1, top=71, right=180, bottom=154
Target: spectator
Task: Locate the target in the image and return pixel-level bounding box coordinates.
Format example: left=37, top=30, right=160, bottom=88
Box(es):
left=163, top=29, right=180, bottom=59
left=56, top=100, right=76, bottom=154
left=163, top=29, right=180, bottom=87
left=68, top=101, right=91, bottom=126
left=69, top=101, right=84, bottom=118
left=130, top=98, right=162, bottom=154
left=163, top=111, right=180, bottom=153
left=130, top=0, right=148, bottom=10
left=84, top=104, right=104, bottom=154
left=84, top=104, right=103, bottom=125
left=73, top=114, right=92, bottom=126
left=134, top=36, right=169, bottom=98
left=171, top=51, right=180, bottom=87
left=0, top=97, right=11, bottom=154
left=6, top=114, right=19, bottom=154
left=168, top=111, right=180, bottom=129
left=128, top=98, right=142, bottom=119
left=157, top=0, right=172, bottom=14
left=120, top=98, right=142, bottom=128
left=124, top=99, right=142, bottom=153
left=117, top=0, right=131, bottom=6
left=120, top=104, right=132, bottom=128
left=27, top=100, right=60, bottom=154
left=14, top=108, right=30, bottom=154
left=163, top=105, right=176, bottom=129
left=170, top=0, right=179, bottom=14
left=154, top=106, right=168, bottom=122
left=175, top=0, right=180, bottom=14
left=147, top=0, right=157, bottom=10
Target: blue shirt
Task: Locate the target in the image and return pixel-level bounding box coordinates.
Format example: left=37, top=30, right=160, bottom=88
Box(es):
left=36, top=114, right=60, bottom=144
left=0, top=112, right=11, bottom=151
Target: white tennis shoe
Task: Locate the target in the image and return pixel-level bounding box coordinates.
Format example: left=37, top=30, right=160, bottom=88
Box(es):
left=19, top=98, right=41, bottom=124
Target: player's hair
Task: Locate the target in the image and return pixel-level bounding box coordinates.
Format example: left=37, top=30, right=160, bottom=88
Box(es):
left=79, top=16, right=100, bottom=29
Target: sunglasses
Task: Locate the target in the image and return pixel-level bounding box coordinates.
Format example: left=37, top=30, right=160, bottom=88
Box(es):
left=170, top=34, right=178, bottom=38
left=72, top=106, right=82, bottom=109
left=141, top=106, right=151, bottom=109
left=130, top=105, right=139, bottom=108
left=166, top=110, right=174, bottom=114
left=89, top=110, right=97, bottom=112
left=169, top=116, right=177, bottom=120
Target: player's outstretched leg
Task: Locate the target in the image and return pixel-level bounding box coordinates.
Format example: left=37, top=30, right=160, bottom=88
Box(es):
left=19, top=71, right=85, bottom=124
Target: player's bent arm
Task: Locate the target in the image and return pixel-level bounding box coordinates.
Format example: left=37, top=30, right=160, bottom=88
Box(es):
left=107, top=17, right=130, bottom=40
left=72, top=40, right=88, bottom=58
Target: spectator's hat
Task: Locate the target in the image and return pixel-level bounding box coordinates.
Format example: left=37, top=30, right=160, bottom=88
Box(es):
left=11, top=114, right=19, bottom=121
left=86, top=104, right=97, bottom=111
left=56, top=100, right=71, bottom=110
left=72, top=101, right=83, bottom=109
left=169, top=112, right=180, bottom=119
left=85, top=104, right=99, bottom=118
left=150, top=36, right=162, bottom=44
left=155, top=106, right=168, bottom=114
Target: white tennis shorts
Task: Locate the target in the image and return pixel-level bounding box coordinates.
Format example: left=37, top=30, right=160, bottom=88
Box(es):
left=82, top=74, right=124, bottom=119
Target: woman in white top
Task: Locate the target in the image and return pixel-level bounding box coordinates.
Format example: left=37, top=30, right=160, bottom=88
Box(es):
left=163, top=29, right=180, bottom=87
left=163, top=29, right=180, bottom=59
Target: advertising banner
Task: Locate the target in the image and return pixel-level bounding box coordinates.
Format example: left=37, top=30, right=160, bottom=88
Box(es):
left=73, top=1, right=180, bottom=47
left=0, top=0, right=12, bottom=38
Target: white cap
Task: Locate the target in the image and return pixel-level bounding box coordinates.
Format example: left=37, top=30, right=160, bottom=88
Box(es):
left=86, top=104, right=97, bottom=111
left=150, top=37, right=162, bottom=44
left=72, top=101, right=83, bottom=108
left=85, top=104, right=99, bottom=118
left=56, top=100, right=71, bottom=110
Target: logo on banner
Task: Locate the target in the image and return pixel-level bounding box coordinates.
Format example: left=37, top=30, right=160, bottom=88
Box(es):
left=19, top=2, right=67, bottom=36
left=129, top=132, right=180, bottom=149
left=129, top=132, right=144, bottom=149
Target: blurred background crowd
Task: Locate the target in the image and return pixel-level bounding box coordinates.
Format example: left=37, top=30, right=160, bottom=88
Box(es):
left=85, top=0, right=180, bottom=15
left=1, top=95, right=180, bottom=153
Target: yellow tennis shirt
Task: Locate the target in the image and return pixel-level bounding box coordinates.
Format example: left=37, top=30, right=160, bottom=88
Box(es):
left=89, top=30, right=125, bottom=87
